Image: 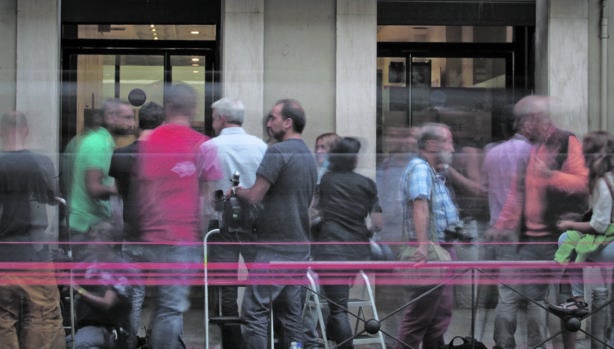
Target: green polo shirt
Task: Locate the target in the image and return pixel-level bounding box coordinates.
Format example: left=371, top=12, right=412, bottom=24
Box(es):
left=68, top=127, right=115, bottom=233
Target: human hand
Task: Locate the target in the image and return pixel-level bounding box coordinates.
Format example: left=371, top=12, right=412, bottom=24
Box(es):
left=413, top=244, right=429, bottom=262
left=533, top=157, right=553, bottom=178
left=556, top=219, right=574, bottom=232
left=485, top=227, right=512, bottom=241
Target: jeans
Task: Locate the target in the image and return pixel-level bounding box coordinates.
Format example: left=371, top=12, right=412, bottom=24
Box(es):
left=122, top=243, right=147, bottom=349
left=493, top=236, right=557, bottom=349
left=321, top=281, right=354, bottom=349
left=559, top=232, right=614, bottom=298
left=242, top=250, right=308, bottom=349
left=66, top=326, right=117, bottom=349
left=135, top=243, right=201, bottom=349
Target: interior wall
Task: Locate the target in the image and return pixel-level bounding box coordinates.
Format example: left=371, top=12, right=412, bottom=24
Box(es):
left=0, top=0, right=17, bottom=112
left=263, top=0, right=336, bottom=147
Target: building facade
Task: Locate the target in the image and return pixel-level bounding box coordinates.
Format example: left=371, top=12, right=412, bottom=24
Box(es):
left=0, top=0, right=611, bottom=173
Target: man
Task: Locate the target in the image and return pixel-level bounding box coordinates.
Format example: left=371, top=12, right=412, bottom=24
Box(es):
left=66, top=222, right=132, bottom=349
left=235, top=98, right=317, bottom=349
left=0, top=111, right=66, bottom=349
left=136, top=83, right=221, bottom=349
left=487, top=95, right=589, bottom=349
left=199, top=97, right=267, bottom=349
left=395, top=122, right=460, bottom=349
left=482, top=111, right=532, bottom=228
left=481, top=110, right=533, bottom=348
left=109, top=101, right=164, bottom=349
left=69, top=99, right=135, bottom=258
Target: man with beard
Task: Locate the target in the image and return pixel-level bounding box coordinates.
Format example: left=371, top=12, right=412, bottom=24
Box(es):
left=68, top=99, right=135, bottom=259
left=234, top=99, right=317, bottom=348
left=395, top=123, right=461, bottom=349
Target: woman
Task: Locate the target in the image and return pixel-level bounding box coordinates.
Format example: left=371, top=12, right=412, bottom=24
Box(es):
left=551, top=131, right=614, bottom=315
left=312, top=137, right=383, bottom=349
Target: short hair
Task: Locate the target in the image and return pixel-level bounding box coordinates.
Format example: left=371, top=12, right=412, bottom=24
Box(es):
left=139, top=102, right=164, bottom=130
left=164, top=83, right=197, bottom=118
left=328, top=137, right=361, bottom=172
left=212, top=97, right=245, bottom=125
left=513, top=95, right=551, bottom=121
left=417, top=122, right=450, bottom=150
left=315, top=132, right=340, bottom=151
left=0, top=111, right=28, bottom=131
left=275, top=98, right=306, bottom=133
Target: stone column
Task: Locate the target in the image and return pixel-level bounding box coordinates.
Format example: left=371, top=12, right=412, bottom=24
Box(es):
left=15, top=0, right=60, bottom=239
left=544, top=0, right=589, bottom=134
left=16, top=0, right=60, bottom=157
left=336, top=0, right=377, bottom=178
left=221, top=0, right=265, bottom=137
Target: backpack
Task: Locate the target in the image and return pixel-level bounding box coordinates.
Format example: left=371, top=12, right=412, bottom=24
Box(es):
left=441, top=336, right=488, bottom=349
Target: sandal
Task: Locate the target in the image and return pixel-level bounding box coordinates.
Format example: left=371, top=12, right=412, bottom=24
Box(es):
left=548, top=297, right=589, bottom=318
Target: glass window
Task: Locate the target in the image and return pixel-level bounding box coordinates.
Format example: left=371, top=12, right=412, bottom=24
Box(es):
left=377, top=25, right=513, bottom=43
left=77, top=24, right=216, bottom=41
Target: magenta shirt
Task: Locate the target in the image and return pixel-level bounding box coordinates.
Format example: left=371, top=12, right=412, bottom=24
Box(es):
left=138, top=124, right=221, bottom=242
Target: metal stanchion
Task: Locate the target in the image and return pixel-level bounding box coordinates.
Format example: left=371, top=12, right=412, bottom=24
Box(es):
left=591, top=287, right=608, bottom=349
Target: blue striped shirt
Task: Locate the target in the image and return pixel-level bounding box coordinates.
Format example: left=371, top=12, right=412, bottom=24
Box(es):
left=401, top=156, right=460, bottom=242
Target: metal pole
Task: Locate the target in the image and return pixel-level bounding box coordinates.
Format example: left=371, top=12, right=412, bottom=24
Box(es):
left=591, top=287, right=608, bottom=349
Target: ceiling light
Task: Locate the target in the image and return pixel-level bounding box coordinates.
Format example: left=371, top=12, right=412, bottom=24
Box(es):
left=151, top=28, right=156, bottom=32
left=192, top=63, right=199, bottom=67
left=150, top=24, right=155, bottom=28
left=191, top=57, right=200, bottom=62
left=190, top=31, right=200, bottom=35
left=192, top=70, right=199, bottom=74
left=154, top=37, right=158, bottom=40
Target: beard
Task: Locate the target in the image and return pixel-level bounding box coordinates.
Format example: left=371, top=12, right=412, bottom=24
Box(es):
left=111, top=126, right=134, bottom=136
left=271, top=128, right=286, bottom=142
left=437, top=151, right=453, bottom=165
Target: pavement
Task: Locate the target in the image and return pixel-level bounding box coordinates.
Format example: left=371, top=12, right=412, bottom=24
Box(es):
left=137, top=285, right=600, bottom=349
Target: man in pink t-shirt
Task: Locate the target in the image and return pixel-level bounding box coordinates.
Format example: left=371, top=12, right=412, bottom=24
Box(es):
left=137, top=83, right=221, bottom=349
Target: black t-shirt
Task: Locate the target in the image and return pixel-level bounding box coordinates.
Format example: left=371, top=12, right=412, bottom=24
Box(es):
left=313, top=170, right=380, bottom=260
left=76, top=261, right=131, bottom=329
left=109, top=141, right=140, bottom=238
left=0, top=150, right=56, bottom=238
left=256, top=139, right=317, bottom=258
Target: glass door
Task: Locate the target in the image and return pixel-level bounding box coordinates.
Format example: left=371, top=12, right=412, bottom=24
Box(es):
left=377, top=51, right=514, bottom=153
left=61, top=49, right=215, bottom=149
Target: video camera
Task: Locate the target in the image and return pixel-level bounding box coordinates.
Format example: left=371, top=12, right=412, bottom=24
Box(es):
left=443, top=222, right=474, bottom=243
left=214, top=172, right=258, bottom=233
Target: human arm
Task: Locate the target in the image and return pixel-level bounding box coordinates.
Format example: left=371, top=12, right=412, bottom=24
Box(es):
left=412, top=198, right=430, bottom=262
left=556, top=220, right=595, bottom=234
left=235, top=175, right=271, bottom=205
left=559, top=177, right=614, bottom=234
left=544, top=136, right=589, bottom=194
left=446, top=146, right=487, bottom=196
left=445, top=165, right=487, bottom=196
left=85, top=169, right=117, bottom=199
left=73, top=286, right=120, bottom=312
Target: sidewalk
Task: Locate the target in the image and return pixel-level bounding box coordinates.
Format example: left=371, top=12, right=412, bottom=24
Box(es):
left=139, top=296, right=595, bottom=349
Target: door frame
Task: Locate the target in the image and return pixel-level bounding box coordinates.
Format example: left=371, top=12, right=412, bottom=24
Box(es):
left=61, top=39, right=218, bottom=149
left=377, top=27, right=534, bottom=149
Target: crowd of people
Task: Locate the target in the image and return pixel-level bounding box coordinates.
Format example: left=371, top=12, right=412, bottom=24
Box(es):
left=1, top=89, right=614, bottom=349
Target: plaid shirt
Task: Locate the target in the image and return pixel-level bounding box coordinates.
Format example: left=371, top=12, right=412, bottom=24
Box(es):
left=401, top=156, right=460, bottom=242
